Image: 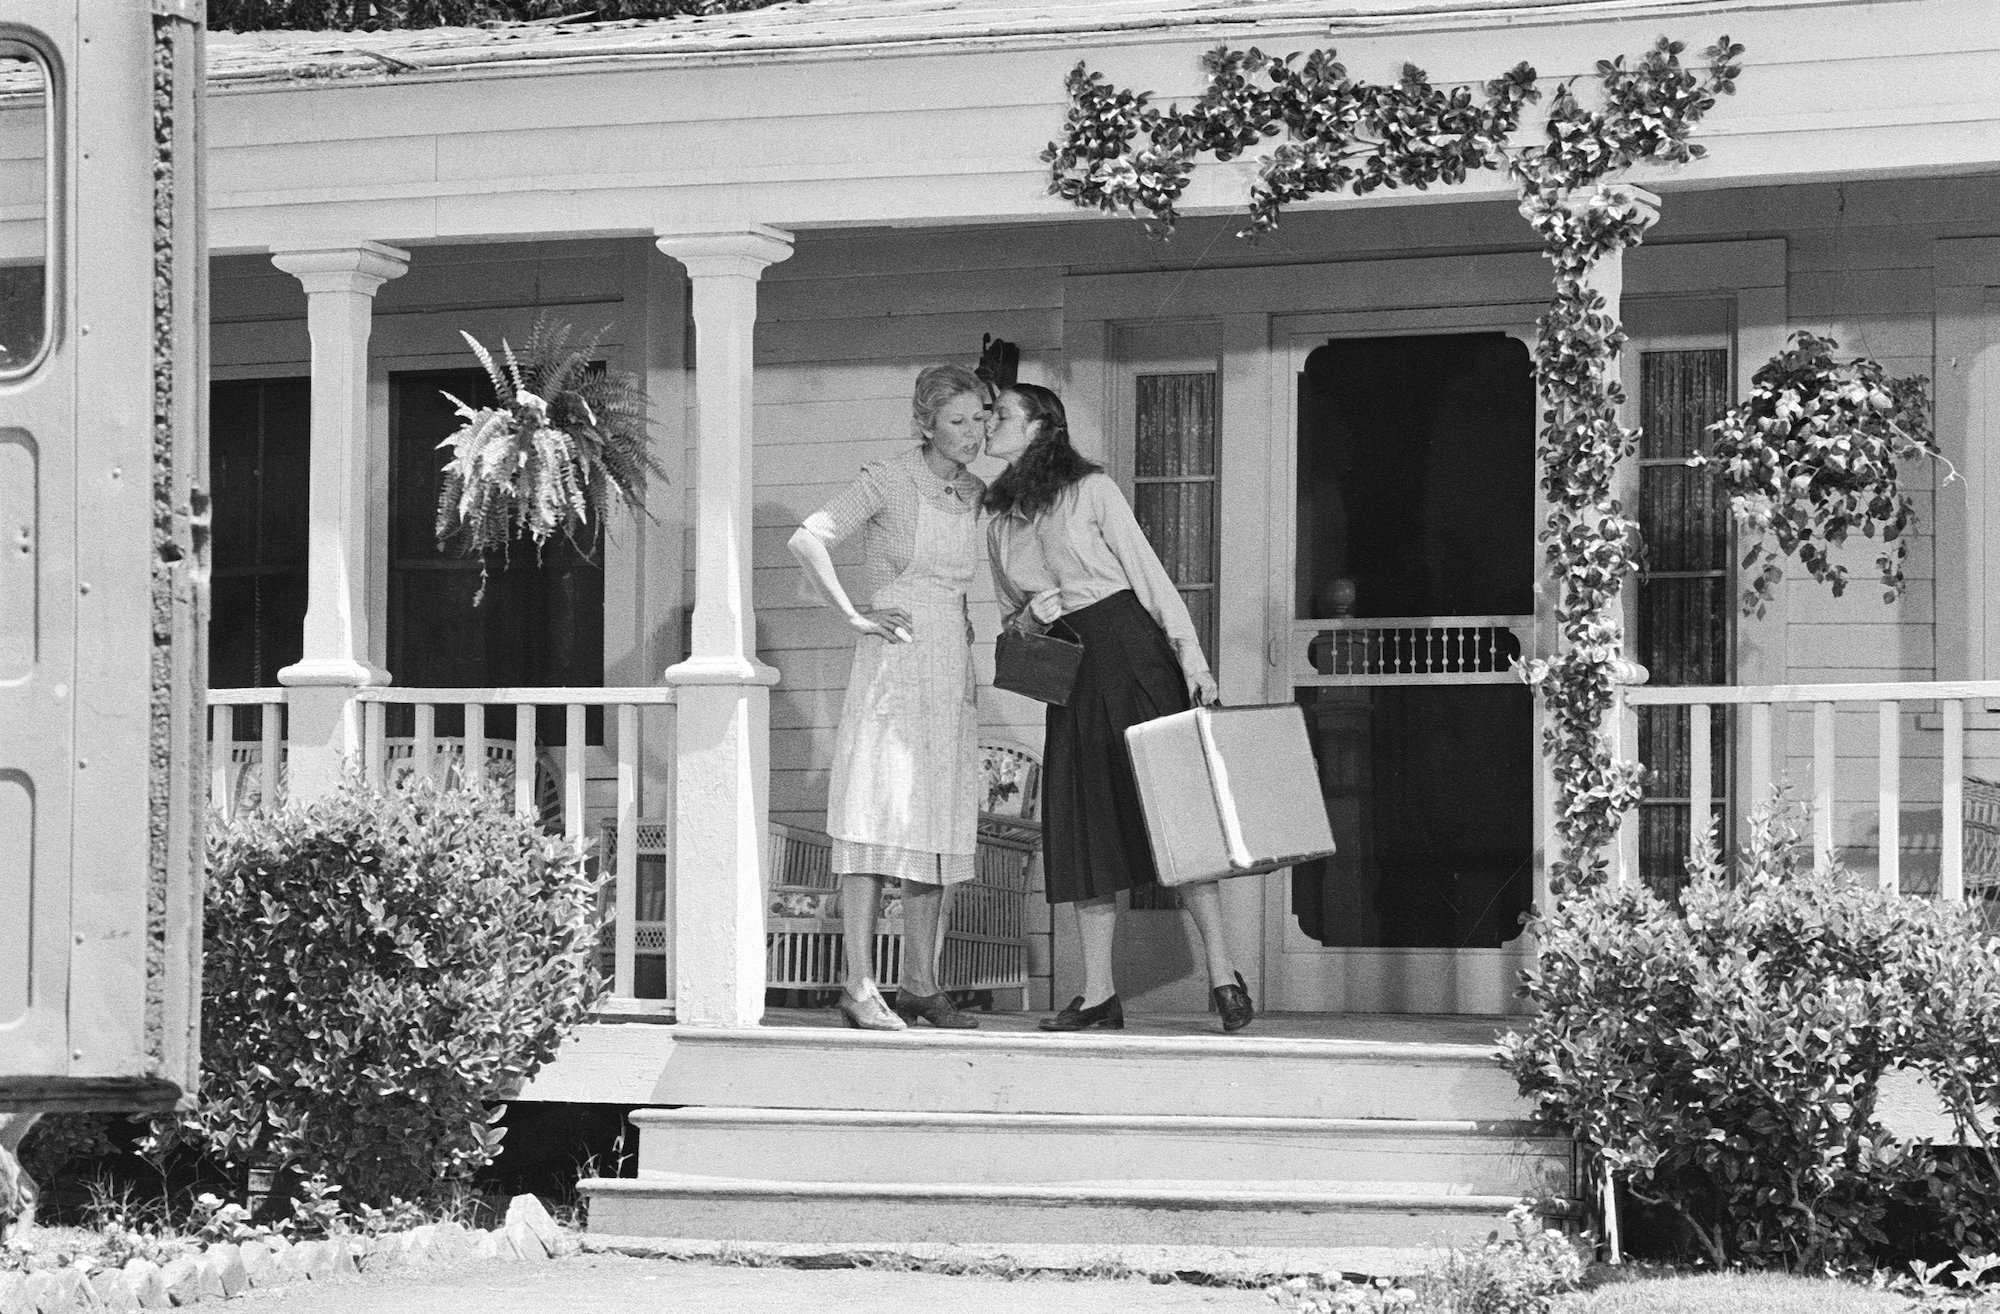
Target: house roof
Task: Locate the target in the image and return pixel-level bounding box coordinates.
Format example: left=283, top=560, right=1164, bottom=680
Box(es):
left=195, top=0, right=1852, bottom=88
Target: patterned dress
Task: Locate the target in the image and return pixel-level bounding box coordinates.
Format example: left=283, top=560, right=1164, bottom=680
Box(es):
left=802, top=446, right=984, bottom=886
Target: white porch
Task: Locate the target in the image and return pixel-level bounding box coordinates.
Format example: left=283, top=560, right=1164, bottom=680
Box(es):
left=53, top=0, right=2000, bottom=1253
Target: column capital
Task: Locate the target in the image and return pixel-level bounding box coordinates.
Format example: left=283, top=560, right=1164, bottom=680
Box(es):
left=655, top=226, right=793, bottom=279
left=271, top=241, right=411, bottom=296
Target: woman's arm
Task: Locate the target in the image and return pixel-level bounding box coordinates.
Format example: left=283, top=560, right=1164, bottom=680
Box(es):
left=787, top=526, right=910, bottom=642
left=987, top=517, right=1063, bottom=631
left=789, top=465, right=911, bottom=642
left=1087, top=477, right=1219, bottom=703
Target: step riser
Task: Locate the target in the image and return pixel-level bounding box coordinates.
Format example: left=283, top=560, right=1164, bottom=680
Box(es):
left=660, top=1038, right=1524, bottom=1121
left=586, top=1189, right=1516, bottom=1249
left=637, top=1123, right=1569, bottom=1196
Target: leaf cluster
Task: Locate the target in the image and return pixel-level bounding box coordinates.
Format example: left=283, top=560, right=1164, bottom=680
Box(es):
left=433, top=314, right=665, bottom=600
left=1703, top=331, right=1937, bottom=617
left=1504, top=803, right=2000, bottom=1272
left=157, top=773, right=605, bottom=1207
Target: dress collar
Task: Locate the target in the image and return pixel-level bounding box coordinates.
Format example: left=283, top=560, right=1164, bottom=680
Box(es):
left=904, top=445, right=981, bottom=506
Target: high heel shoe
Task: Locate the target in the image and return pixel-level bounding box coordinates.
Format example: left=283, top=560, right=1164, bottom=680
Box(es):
left=893, top=990, right=979, bottom=1029
left=838, top=980, right=907, bottom=1031
left=1212, top=971, right=1254, bottom=1033
left=1039, top=994, right=1123, bottom=1031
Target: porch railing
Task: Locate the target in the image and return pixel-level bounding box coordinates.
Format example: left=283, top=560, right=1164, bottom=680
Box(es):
left=1615, top=679, right=2000, bottom=904
left=205, top=685, right=678, bottom=1012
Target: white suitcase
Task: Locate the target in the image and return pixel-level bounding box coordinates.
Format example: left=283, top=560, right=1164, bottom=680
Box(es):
left=1124, top=703, right=1338, bottom=888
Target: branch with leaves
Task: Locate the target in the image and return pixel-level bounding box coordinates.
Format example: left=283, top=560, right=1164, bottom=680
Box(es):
left=1044, top=35, right=1744, bottom=889
left=1703, top=332, right=1938, bottom=617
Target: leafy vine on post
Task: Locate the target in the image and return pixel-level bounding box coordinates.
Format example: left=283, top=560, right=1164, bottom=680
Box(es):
left=1041, top=35, right=1744, bottom=890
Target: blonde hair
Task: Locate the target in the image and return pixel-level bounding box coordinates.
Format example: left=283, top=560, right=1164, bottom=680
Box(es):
left=910, top=364, right=987, bottom=446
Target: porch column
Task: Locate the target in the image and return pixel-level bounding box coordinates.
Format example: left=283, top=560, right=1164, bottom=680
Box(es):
left=656, top=226, right=793, bottom=1028
left=1523, top=184, right=1659, bottom=897
left=270, top=242, right=409, bottom=800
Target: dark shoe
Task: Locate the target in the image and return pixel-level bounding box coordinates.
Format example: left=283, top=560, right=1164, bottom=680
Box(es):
left=1212, top=971, right=1254, bottom=1033
left=1039, top=994, right=1124, bottom=1032
left=894, top=990, right=979, bottom=1029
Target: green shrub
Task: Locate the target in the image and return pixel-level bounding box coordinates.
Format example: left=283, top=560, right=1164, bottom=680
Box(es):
left=159, top=773, right=603, bottom=1206
left=1502, top=802, right=2000, bottom=1271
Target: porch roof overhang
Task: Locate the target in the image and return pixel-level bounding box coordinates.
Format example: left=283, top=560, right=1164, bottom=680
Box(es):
left=4, top=0, right=1999, bottom=258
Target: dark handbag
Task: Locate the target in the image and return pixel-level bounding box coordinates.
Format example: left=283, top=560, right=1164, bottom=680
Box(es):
left=993, top=621, right=1083, bottom=706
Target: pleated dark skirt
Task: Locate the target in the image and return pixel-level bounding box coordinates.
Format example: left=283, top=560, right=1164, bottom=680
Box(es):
left=1042, top=589, right=1191, bottom=905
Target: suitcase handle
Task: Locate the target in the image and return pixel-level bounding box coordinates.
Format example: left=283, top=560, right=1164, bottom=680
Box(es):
left=1192, top=707, right=1253, bottom=870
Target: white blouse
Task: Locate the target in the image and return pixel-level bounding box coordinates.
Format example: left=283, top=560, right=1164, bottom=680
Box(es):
left=987, top=473, right=1213, bottom=681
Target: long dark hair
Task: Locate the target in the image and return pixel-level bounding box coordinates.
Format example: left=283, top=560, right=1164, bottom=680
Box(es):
left=982, top=384, right=1102, bottom=519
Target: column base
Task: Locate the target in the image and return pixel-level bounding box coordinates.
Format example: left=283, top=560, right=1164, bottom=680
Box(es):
left=665, top=655, right=780, bottom=687
left=277, top=657, right=389, bottom=688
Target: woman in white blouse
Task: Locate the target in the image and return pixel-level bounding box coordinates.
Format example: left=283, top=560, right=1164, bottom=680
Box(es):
left=984, top=384, right=1253, bottom=1033
left=787, top=364, right=989, bottom=1031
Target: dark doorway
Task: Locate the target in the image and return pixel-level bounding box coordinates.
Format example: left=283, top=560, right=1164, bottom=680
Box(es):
left=1291, top=333, right=1536, bottom=950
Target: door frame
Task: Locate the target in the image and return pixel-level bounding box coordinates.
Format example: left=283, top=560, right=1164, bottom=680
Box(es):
left=1269, top=305, right=1547, bottom=1015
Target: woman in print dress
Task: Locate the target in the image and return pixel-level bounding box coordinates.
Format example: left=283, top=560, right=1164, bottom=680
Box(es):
left=983, top=383, right=1254, bottom=1033
left=787, top=364, right=989, bottom=1031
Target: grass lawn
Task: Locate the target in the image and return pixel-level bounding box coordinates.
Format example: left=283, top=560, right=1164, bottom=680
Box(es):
left=1566, top=1270, right=1913, bottom=1313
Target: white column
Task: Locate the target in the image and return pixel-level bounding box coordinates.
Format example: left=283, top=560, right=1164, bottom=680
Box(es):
left=270, top=241, right=409, bottom=799
left=656, top=226, right=792, bottom=1028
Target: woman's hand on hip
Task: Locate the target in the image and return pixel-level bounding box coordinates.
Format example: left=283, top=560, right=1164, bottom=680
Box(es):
left=1189, top=670, right=1220, bottom=706
left=850, top=607, right=914, bottom=643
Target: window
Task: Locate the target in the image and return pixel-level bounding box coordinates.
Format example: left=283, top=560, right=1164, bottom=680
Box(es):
left=1132, top=372, right=1220, bottom=661
left=1633, top=348, right=1734, bottom=895
left=386, top=369, right=605, bottom=744
left=0, top=35, right=57, bottom=379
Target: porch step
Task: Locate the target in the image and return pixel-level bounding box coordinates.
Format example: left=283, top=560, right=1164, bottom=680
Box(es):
left=631, top=1107, right=1569, bottom=1197
left=656, top=1025, right=1523, bottom=1122
left=580, top=1174, right=1531, bottom=1250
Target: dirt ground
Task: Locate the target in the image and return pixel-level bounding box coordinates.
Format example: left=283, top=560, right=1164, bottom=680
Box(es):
left=229, top=1252, right=1276, bottom=1313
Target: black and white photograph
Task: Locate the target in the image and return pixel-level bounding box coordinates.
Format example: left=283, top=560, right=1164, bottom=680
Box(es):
left=4, top=1, right=1999, bottom=1310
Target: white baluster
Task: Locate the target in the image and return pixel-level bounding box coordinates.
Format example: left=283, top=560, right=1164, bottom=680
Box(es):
left=260, top=700, right=282, bottom=810
left=1748, top=703, right=1774, bottom=818
left=363, top=699, right=386, bottom=791
left=1878, top=701, right=1900, bottom=895
left=1943, top=699, right=1966, bottom=904
left=515, top=703, right=536, bottom=819
left=414, top=702, right=436, bottom=783
left=1689, top=703, right=1712, bottom=859
left=465, top=702, right=486, bottom=788
left=565, top=703, right=586, bottom=843
left=615, top=703, right=639, bottom=1000
left=1812, top=702, right=1836, bottom=873
left=208, top=705, right=230, bottom=815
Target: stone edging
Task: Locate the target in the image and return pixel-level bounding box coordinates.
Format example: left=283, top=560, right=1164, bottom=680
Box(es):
left=0, top=1194, right=578, bottom=1312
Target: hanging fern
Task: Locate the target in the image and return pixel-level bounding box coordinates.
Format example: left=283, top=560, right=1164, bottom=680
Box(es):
left=434, top=314, right=664, bottom=602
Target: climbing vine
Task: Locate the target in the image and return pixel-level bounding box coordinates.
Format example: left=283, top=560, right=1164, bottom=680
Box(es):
left=1705, top=331, right=1937, bottom=618
left=1044, top=35, right=1744, bottom=889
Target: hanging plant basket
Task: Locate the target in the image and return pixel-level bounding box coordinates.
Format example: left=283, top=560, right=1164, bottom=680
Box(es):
left=434, top=314, right=664, bottom=601
left=1703, top=331, right=1938, bottom=617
